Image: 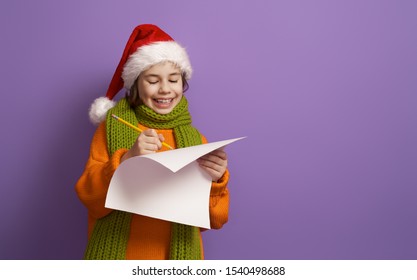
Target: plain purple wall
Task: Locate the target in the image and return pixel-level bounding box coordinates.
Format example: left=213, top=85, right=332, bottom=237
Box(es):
left=0, top=0, right=416, bottom=259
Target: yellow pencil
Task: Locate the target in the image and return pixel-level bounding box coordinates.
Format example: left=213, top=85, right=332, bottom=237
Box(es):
left=111, top=114, right=174, bottom=150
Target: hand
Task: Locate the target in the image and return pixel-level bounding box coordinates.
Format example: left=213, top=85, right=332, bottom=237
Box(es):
left=121, top=129, right=165, bottom=162
left=197, top=149, right=228, bottom=182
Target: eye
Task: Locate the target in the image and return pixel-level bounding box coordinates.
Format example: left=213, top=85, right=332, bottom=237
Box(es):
left=169, top=80, right=179, bottom=83
left=147, top=80, right=158, bottom=85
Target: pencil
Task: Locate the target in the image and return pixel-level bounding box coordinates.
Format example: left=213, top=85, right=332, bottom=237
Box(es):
left=111, top=114, right=174, bottom=150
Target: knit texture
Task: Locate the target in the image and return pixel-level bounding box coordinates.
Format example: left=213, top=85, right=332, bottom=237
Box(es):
left=84, top=96, right=202, bottom=260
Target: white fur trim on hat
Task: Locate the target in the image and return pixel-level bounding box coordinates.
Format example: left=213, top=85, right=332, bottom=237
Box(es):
left=89, top=97, right=116, bottom=125
left=122, top=41, right=192, bottom=90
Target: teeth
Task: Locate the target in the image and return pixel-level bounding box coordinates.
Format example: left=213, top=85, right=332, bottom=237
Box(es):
left=155, top=99, right=172, bottom=104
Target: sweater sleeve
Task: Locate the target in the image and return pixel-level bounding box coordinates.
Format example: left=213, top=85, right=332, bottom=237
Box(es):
left=201, top=135, right=230, bottom=230
left=75, top=122, right=128, bottom=219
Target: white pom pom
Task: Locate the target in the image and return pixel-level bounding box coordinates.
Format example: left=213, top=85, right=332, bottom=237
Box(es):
left=88, top=97, right=116, bottom=125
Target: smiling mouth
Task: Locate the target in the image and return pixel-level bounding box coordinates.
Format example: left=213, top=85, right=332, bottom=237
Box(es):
left=153, top=98, right=175, bottom=109
left=154, top=98, right=173, bottom=104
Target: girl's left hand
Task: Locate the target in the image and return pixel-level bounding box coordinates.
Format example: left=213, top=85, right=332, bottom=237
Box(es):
left=197, top=149, right=228, bottom=182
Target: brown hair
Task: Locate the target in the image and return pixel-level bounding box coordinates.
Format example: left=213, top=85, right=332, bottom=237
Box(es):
left=125, top=73, right=189, bottom=108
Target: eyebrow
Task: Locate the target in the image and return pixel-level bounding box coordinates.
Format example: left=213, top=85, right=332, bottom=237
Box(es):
left=144, top=72, right=181, bottom=78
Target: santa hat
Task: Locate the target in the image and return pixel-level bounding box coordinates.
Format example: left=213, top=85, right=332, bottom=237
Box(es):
left=89, top=24, right=193, bottom=125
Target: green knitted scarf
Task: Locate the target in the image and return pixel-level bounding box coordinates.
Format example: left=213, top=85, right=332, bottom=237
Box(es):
left=84, top=96, right=203, bottom=260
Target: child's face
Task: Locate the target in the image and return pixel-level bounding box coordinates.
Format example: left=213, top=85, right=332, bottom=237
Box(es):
left=137, top=62, right=183, bottom=114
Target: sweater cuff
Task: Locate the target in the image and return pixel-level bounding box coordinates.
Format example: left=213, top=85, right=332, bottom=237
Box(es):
left=103, top=148, right=129, bottom=181
left=210, top=169, right=229, bottom=197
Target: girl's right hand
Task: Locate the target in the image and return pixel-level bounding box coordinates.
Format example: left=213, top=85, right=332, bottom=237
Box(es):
left=121, top=129, right=165, bottom=162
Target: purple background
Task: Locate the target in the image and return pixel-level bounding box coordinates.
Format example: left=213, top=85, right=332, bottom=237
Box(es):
left=0, top=0, right=416, bottom=260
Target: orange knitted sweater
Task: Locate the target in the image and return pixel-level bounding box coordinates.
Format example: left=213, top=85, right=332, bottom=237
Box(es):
left=75, top=122, right=229, bottom=259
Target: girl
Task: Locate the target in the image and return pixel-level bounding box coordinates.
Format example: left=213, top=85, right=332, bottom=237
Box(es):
left=75, top=24, right=229, bottom=260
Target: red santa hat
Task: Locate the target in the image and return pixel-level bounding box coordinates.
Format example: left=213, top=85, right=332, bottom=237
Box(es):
left=89, top=24, right=193, bottom=125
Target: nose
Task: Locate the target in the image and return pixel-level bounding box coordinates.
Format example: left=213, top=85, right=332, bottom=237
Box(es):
left=158, top=80, right=171, bottom=94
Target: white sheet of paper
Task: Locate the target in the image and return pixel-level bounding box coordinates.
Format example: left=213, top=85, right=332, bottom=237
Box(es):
left=105, top=137, right=245, bottom=229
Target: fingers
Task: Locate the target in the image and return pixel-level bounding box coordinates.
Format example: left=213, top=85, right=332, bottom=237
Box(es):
left=197, top=149, right=228, bottom=182
left=123, top=129, right=163, bottom=157
left=209, top=149, right=227, bottom=160
left=141, top=129, right=163, bottom=152
left=199, top=150, right=227, bottom=166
